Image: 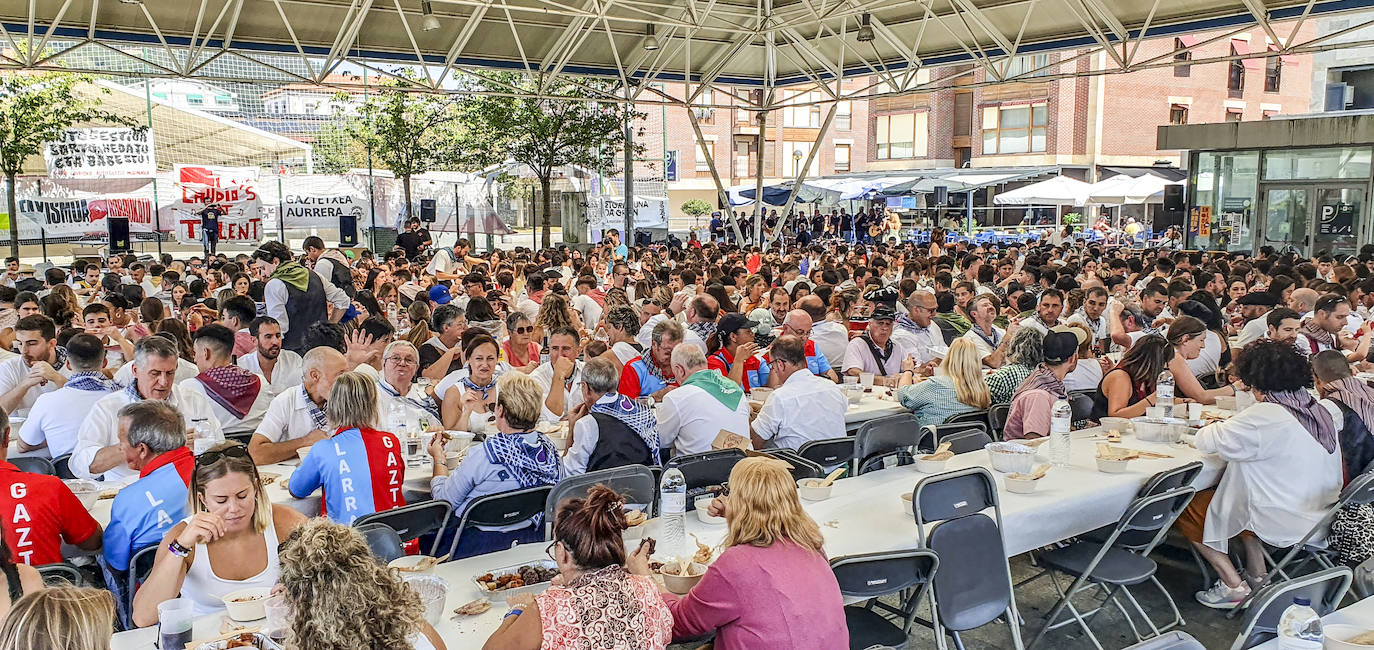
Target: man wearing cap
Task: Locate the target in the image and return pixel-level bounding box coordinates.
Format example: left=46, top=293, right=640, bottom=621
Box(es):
left=708, top=313, right=772, bottom=393
left=892, top=291, right=947, bottom=372
left=1235, top=292, right=1280, bottom=347
left=1003, top=326, right=1083, bottom=440
left=843, top=304, right=908, bottom=384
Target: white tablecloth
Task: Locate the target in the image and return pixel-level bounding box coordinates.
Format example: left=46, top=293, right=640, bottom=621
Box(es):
left=110, top=424, right=1223, bottom=649
left=1251, top=596, right=1374, bottom=649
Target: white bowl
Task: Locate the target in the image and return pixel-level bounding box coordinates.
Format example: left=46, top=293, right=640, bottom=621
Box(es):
left=296, top=444, right=314, bottom=462
left=658, top=561, right=707, bottom=595
left=222, top=587, right=272, bottom=621
left=796, top=478, right=833, bottom=501
left=1096, top=457, right=1132, bottom=473
left=1132, top=418, right=1185, bottom=443
left=695, top=497, right=724, bottom=524
left=749, top=387, right=773, bottom=403
left=1214, top=395, right=1238, bottom=411
left=913, top=457, right=949, bottom=473
left=404, top=575, right=449, bottom=626
left=444, top=451, right=464, bottom=470
left=900, top=492, right=914, bottom=516
left=1098, top=417, right=1132, bottom=434
left=445, top=431, right=475, bottom=450
left=985, top=442, right=1036, bottom=474
left=1004, top=476, right=1039, bottom=494
left=62, top=479, right=100, bottom=510
left=1322, top=624, right=1374, bottom=649
left=388, top=555, right=438, bottom=575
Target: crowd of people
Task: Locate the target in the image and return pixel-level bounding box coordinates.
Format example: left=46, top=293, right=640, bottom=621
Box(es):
left=0, top=211, right=1371, bottom=646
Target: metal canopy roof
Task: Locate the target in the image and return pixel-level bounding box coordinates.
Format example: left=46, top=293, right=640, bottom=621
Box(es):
left=3, top=0, right=1374, bottom=106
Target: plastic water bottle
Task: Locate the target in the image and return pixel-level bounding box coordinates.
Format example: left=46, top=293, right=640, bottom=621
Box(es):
left=387, top=301, right=399, bottom=326
left=660, top=467, right=688, bottom=560
left=1156, top=369, right=1175, bottom=413
left=1276, top=597, right=1324, bottom=649
left=1049, top=397, right=1072, bottom=467
left=388, top=401, right=407, bottom=434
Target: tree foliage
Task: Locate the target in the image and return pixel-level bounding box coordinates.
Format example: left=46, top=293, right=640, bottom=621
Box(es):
left=0, top=72, right=138, bottom=256
left=312, top=117, right=368, bottom=174
left=460, top=73, right=645, bottom=248
left=680, top=198, right=713, bottom=218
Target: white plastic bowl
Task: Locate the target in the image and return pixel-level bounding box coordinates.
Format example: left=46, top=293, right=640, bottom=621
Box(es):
left=796, top=478, right=833, bottom=501
left=1214, top=395, right=1238, bottom=411
left=388, top=555, right=438, bottom=575
left=1321, top=624, right=1374, bottom=649
left=750, top=387, right=773, bottom=404
left=62, top=479, right=100, bottom=510
left=900, top=492, right=914, bottom=516
left=985, top=442, right=1035, bottom=474
left=695, top=496, right=724, bottom=524
left=659, top=561, right=706, bottom=595
left=445, top=431, right=475, bottom=450
left=913, top=457, right=949, bottom=473
left=1096, top=457, right=1132, bottom=473
left=222, top=587, right=272, bottom=621
left=1132, top=417, right=1185, bottom=443
left=1004, top=476, right=1039, bottom=494
left=404, top=575, right=449, bottom=626
left=1098, top=417, right=1132, bottom=434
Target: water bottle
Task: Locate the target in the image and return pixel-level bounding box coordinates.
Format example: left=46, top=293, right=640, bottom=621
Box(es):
left=660, top=467, right=688, bottom=561
left=1276, top=597, right=1324, bottom=650
left=1156, top=369, right=1175, bottom=413
left=387, top=301, right=399, bottom=326
left=388, top=401, right=407, bottom=434
left=1049, top=397, right=1072, bottom=467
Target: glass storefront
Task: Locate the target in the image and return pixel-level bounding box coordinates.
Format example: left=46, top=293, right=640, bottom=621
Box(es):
left=1190, top=151, right=1258, bottom=252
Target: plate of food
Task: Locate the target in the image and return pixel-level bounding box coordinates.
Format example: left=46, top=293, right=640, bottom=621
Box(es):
left=193, top=631, right=285, bottom=650
left=472, top=561, right=560, bottom=598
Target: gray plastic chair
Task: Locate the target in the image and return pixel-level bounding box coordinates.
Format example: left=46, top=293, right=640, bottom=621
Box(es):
left=356, top=522, right=406, bottom=563
left=1028, top=486, right=1196, bottom=650
left=545, top=464, right=658, bottom=525
left=1229, top=566, right=1352, bottom=650
left=1231, top=470, right=1374, bottom=616
left=353, top=499, right=453, bottom=556
left=666, top=449, right=745, bottom=508
left=36, top=562, right=84, bottom=587
left=943, top=409, right=989, bottom=426
left=854, top=414, right=923, bottom=475
left=924, top=423, right=993, bottom=455
left=912, top=467, right=1025, bottom=650
left=989, top=403, right=1012, bottom=440
left=798, top=437, right=855, bottom=474
left=1122, top=631, right=1206, bottom=650
left=831, top=548, right=940, bottom=650
left=9, top=456, right=54, bottom=476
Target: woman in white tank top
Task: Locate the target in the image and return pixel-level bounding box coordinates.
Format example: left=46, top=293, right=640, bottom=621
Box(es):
left=133, top=441, right=307, bottom=627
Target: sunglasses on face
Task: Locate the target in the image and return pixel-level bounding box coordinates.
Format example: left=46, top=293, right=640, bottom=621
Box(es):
left=514, top=326, right=533, bottom=335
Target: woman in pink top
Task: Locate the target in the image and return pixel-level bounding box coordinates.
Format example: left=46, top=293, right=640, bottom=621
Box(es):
left=503, top=312, right=541, bottom=374
left=629, top=457, right=848, bottom=650
left=483, top=485, right=672, bottom=650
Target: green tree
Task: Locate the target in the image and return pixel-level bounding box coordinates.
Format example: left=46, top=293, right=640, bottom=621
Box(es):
left=461, top=73, right=644, bottom=248
left=0, top=73, right=136, bottom=257
left=312, top=116, right=367, bottom=174
left=680, top=198, right=713, bottom=219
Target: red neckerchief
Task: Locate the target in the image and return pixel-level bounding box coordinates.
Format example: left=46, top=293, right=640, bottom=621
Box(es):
left=140, top=446, right=195, bottom=485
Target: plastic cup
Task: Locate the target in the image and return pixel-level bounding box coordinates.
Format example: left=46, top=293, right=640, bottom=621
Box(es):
left=860, top=372, right=875, bottom=388
left=404, top=575, right=449, bottom=626
left=264, top=594, right=291, bottom=643
left=1145, top=406, right=1166, bottom=420
left=157, top=598, right=194, bottom=650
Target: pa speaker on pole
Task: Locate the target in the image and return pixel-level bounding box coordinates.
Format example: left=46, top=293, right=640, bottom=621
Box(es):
left=419, top=199, right=437, bottom=223
left=340, top=207, right=360, bottom=247
left=1163, top=184, right=1184, bottom=213
left=108, top=216, right=131, bottom=254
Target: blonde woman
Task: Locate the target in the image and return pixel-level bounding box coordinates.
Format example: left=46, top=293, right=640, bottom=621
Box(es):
left=629, top=457, right=846, bottom=650
left=134, top=438, right=307, bottom=626
left=279, top=519, right=445, bottom=650
left=533, top=293, right=581, bottom=346
left=894, top=338, right=992, bottom=428
left=0, top=587, right=114, bottom=650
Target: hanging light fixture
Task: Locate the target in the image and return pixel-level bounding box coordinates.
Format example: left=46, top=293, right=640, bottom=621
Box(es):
left=421, top=0, right=441, bottom=31
left=643, top=24, right=661, bottom=51
left=857, top=13, right=875, bottom=42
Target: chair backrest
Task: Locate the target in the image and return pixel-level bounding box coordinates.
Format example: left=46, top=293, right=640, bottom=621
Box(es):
left=9, top=456, right=54, bottom=476
left=355, top=522, right=406, bottom=563
left=353, top=500, right=452, bottom=554
left=853, top=414, right=922, bottom=475
left=126, top=544, right=159, bottom=619
left=797, top=437, right=855, bottom=473
left=51, top=454, right=75, bottom=480
left=667, top=449, right=745, bottom=505
left=459, top=485, right=553, bottom=532
left=545, top=465, right=658, bottom=524
left=925, top=423, right=993, bottom=455
left=36, top=563, right=83, bottom=587
left=943, top=409, right=990, bottom=426
left=759, top=448, right=823, bottom=481
left=912, top=467, right=1000, bottom=532
left=224, top=432, right=254, bottom=447
left=1341, top=469, right=1374, bottom=507
left=830, top=548, right=938, bottom=600
left=1230, top=566, right=1353, bottom=650
left=1096, top=487, right=1196, bottom=557
left=988, top=403, right=1011, bottom=440
left=927, top=513, right=1016, bottom=632
left=1138, top=461, right=1205, bottom=496
left=1067, top=392, right=1094, bottom=422
left=1123, top=631, right=1206, bottom=650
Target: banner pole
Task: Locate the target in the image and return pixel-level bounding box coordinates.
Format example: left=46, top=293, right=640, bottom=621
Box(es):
left=37, top=179, right=46, bottom=263
left=277, top=176, right=286, bottom=243
left=145, top=82, right=162, bottom=259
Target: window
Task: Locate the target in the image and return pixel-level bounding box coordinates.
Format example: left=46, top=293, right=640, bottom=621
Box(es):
left=1265, top=50, right=1282, bottom=93
left=215, top=95, right=233, bottom=106
left=783, top=141, right=819, bottom=177
left=695, top=136, right=716, bottom=172
left=1226, top=108, right=1243, bottom=122
left=834, top=144, right=851, bottom=172
left=1228, top=45, right=1246, bottom=96
left=981, top=103, right=1047, bottom=154
left=1004, top=54, right=1051, bottom=78
left=876, top=113, right=916, bottom=159
left=835, top=101, right=852, bottom=130
left=1169, top=104, right=1189, bottom=125
left=782, top=91, right=822, bottom=128
left=186, top=94, right=204, bottom=106
left=1262, top=109, right=1280, bottom=120
left=696, top=88, right=715, bottom=124
left=1174, top=38, right=1192, bottom=77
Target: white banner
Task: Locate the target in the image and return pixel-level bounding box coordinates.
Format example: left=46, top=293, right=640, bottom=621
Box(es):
left=170, top=165, right=264, bottom=245
left=280, top=194, right=367, bottom=228
left=43, top=128, right=155, bottom=179
left=585, top=196, right=668, bottom=229
left=14, top=196, right=156, bottom=237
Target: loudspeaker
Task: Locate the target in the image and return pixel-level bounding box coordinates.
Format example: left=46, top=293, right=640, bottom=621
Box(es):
left=340, top=212, right=358, bottom=247
left=419, top=199, right=437, bottom=223
left=107, top=216, right=130, bottom=254
left=933, top=185, right=948, bottom=206
left=1163, top=184, right=1184, bottom=212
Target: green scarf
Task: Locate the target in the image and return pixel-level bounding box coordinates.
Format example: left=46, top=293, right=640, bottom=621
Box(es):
left=934, top=312, right=972, bottom=336
left=271, top=261, right=310, bottom=293
left=682, top=369, right=744, bottom=411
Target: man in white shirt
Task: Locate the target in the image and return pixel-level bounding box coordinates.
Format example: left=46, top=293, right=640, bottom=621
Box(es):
left=892, top=291, right=948, bottom=371
left=1018, top=288, right=1064, bottom=335
left=562, top=357, right=659, bottom=475
left=180, top=324, right=272, bottom=436
left=657, top=344, right=750, bottom=455
left=16, top=333, right=117, bottom=459
left=843, top=305, right=908, bottom=382
left=237, top=316, right=303, bottom=401
left=750, top=335, right=847, bottom=450
left=531, top=326, right=584, bottom=423
left=961, top=294, right=1015, bottom=368
left=248, top=347, right=348, bottom=465
left=71, top=336, right=224, bottom=482
left=1066, top=286, right=1110, bottom=351
left=798, top=295, right=848, bottom=370
left=570, top=277, right=603, bottom=331
left=0, top=315, right=70, bottom=418
left=1234, top=292, right=1279, bottom=348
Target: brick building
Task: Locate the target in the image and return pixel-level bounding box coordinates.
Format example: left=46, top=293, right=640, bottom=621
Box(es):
left=635, top=24, right=1315, bottom=227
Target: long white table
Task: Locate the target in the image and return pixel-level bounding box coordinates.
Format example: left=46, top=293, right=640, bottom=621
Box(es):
left=110, top=423, right=1222, bottom=649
